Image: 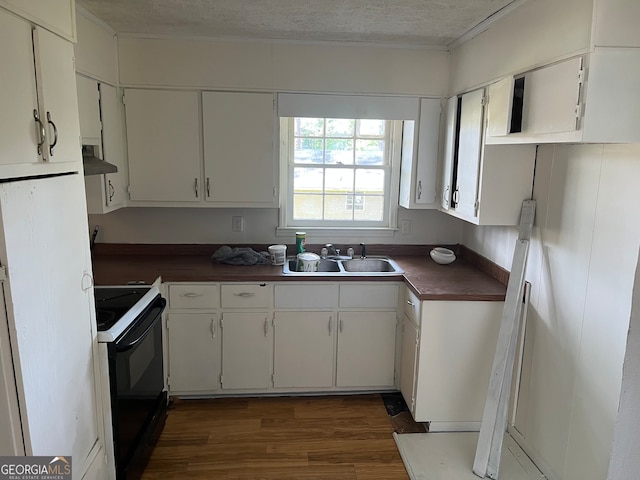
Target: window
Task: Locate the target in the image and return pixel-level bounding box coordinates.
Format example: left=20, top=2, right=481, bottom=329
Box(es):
left=281, top=117, right=401, bottom=229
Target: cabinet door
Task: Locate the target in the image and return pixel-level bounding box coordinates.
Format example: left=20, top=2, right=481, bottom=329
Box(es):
left=100, top=83, right=128, bottom=208
left=76, top=75, right=101, bottom=142
left=0, top=0, right=75, bottom=41
left=220, top=312, right=271, bottom=390
left=0, top=10, right=41, bottom=168
left=33, top=26, right=82, bottom=164
left=398, top=98, right=441, bottom=209
left=125, top=89, right=201, bottom=202
left=167, top=313, right=219, bottom=393
left=440, top=96, right=457, bottom=211
left=203, top=92, right=276, bottom=206
left=336, top=312, right=397, bottom=388
left=453, top=89, right=485, bottom=219
left=522, top=57, right=582, bottom=135
left=399, top=315, right=419, bottom=413
left=273, top=312, right=334, bottom=388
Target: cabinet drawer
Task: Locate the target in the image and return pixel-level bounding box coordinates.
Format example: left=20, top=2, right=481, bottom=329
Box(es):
left=274, top=284, right=338, bottom=309
left=339, top=283, right=399, bottom=309
left=404, top=288, right=421, bottom=326
left=169, top=284, right=219, bottom=309
left=221, top=284, right=272, bottom=308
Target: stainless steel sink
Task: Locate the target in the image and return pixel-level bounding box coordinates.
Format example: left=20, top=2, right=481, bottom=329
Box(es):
left=282, top=256, right=403, bottom=276
left=341, top=258, right=399, bottom=273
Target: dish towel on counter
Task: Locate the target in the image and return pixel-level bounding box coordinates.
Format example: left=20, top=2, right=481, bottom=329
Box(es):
left=212, top=245, right=271, bottom=265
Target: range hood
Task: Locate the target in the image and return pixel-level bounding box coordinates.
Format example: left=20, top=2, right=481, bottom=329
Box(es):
left=82, top=145, right=118, bottom=176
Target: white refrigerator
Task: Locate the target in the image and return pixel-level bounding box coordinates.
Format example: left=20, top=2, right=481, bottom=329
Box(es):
left=0, top=172, right=107, bottom=479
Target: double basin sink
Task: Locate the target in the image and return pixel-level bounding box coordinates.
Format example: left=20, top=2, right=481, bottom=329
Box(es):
left=282, top=256, right=404, bottom=276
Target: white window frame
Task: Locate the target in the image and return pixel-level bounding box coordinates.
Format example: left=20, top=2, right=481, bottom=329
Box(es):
left=278, top=118, right=402, bottom=234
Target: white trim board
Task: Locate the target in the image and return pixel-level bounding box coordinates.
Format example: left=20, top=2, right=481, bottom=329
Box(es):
left=394, top=432, right=546, bottom=480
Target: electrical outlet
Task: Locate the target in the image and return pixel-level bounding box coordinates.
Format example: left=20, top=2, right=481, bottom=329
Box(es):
left=400, top=219, right=411, bottom=235
left=231, top=216, right=245, bottom=232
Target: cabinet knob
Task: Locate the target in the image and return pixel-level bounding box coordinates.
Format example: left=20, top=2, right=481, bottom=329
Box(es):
left=46, top=112, right=58, bottom=157
left=33, top=110, right=46, bottom=156
left=417, top=180, right=422, bottom=199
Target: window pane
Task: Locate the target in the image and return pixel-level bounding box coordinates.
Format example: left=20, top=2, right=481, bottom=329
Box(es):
left=354, top=195, right=384, bottom=221
left=355, top=139, right=385, bottom=165
left=358, top=119, right=385, bottom=136
left=324, top=194, right=354, bottom=220
left=293, top=193, right=323, bottom=220
left=326, top=139, right=354, bottom=164
left=355, top=169, right=384, bottom=195
left=326, top=119, right=354, bottom=137
left=295, top=118, right=323, bottom=136
left=294, top=167, right=323, bottom=193
left=294, top=138, right=323, bottom=164
left=325, top=168, right=354, bottom=193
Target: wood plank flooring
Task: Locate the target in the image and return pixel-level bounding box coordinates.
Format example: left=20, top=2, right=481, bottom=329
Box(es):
left=141, top=394, right=410, bottom=480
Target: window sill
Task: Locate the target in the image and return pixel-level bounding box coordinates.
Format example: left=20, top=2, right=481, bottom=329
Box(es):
left=276, top=226, right=398, bottom=238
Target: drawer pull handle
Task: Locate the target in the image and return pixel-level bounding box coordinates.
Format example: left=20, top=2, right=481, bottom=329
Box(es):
left=264, top=318, right=268, bottom=337
left=210, top=318, right=216, bottom=338
left=339, top=319, right=344, bottom=333
left=328, top=317, right=332, bottom=336
left=234, top=292, right=256, bottom=298
left=406, top=300, right=415, bottom=306
left=181, top=292, right=204, bottom=298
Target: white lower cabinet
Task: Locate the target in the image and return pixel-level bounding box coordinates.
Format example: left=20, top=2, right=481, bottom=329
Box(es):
left=165, top=281, right=400, bottom=395
left=220, top=312, right=272, bottom=390
left=336, top=311, right=397, bottom=388
left=167, top=313, right=219, bottom=393
left=404, top=299, right=504, bottom=431
left=273, top=311, right=335, bottom=388
left=399, top=313, right=419, bottom=413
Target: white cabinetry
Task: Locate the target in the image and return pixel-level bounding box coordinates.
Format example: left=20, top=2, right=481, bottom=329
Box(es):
left=441, top=88, right=535, bottom=225
left=220, top=283, right=273, bottom=390
left=221, top=312, right=272, bottom=390
left=336, top=283, right=399, bottom=388
left=401, top=294, right=504, bottom=431
left=399, top=98, right=441, bottom=209
left=0, top=10, right=82, bottom=179
left=203, top=92, right=277, bottom=206
left=124, top=89, right=201, bottom=202
left=273, top=311, right=335, bottom=388
left=76, top=77, right=128, bottom=213
left=167, top=313, right=219, bottom=393
left=485, top=50, right=640, bottom=144
left=336, top=311, right=397, bottom=388
left=0, top=0, right=75, bottom=41
left=166, top=283, right=220, bottom=394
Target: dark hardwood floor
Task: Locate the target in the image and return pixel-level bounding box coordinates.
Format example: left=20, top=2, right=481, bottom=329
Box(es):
left=141, top=394, right=410, bottom=479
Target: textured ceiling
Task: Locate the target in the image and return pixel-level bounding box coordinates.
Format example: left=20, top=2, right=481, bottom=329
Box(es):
left=77, top=0, right=518, bottom=46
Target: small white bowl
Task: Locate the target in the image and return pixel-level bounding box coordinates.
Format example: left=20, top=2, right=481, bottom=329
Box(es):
left=430, top=247, right=456, bottom=265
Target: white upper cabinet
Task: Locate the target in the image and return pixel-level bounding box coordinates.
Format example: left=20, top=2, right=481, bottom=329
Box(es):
left=485, top=50, right=640, bottom=145
left=399, top=98, right=441, bottom=209
left=0, top=9, right=81, bottom=179
left=76, top=75, right=101, bottom=143
left=79, top=79, right=129, bottom=213
left=0, top=0, right=75, bottom=41
left=124, top=89, right=202, bottom=202
left=442, top=89, right=536, bottom=226
left=202, top=91, right=277, bottom=207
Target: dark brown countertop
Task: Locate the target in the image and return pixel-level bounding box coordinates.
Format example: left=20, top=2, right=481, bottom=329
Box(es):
left=91, top=244, right=507, bottom=302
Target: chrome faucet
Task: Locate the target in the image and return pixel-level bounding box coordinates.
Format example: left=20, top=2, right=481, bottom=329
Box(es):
left=325, top=244, right=340, bottom=257
left=360, top=242, right=366, bottom=259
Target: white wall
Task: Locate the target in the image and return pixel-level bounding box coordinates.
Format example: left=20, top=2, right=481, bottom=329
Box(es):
left=463, top=144, right=640, bottom=480
left=117, top=35, right=450, bottom=96
left=88, top=207, right=463, bottom=246
left=607, top=247, right=640, bottom=480
left=449, top=0, right=593, bottom=94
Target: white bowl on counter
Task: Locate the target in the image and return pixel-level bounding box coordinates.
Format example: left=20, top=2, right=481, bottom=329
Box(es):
left=430, top=247, right=456, bottom=265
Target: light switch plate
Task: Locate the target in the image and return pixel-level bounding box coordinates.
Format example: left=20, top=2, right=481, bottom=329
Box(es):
left=400, top=219, right=411, bottom=235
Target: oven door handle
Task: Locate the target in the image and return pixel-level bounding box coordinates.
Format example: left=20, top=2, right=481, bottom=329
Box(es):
left=116, top=298, right=166, bottom=352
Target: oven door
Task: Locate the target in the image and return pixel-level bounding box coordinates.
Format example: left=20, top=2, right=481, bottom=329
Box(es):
left=108, top=294, right=167, bottom=479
